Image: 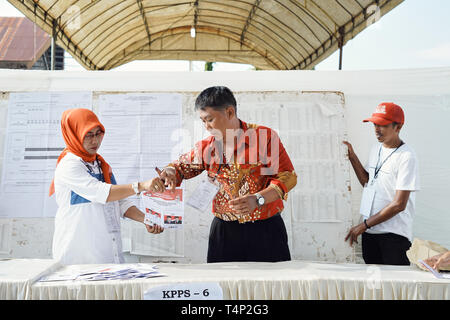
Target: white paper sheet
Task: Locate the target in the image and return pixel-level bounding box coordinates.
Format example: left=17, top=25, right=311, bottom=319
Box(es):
left=98, top=93, right=182, bottom=179
left=0, top=92, right=92, bottom=218
left=419, top=260, right=450, bottom=279
left=38, top=264, right=165, bottom=282
left=98, top=93, right=184, bottom=257
left=142, top=189, right=184, bottom=229
left=186, top=179, right=220, bottom=212
left=360, top=185, right=376, bottom=218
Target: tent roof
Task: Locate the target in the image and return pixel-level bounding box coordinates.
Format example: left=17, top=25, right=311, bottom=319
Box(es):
left=7, top=0, right=403, bottom=70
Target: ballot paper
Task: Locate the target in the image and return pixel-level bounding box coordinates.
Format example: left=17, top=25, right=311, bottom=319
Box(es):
left=39, top=264, right=165, bottom=282
left=38, top=270, right=79, bottom=282
left=418, top=260, right=450, bottom=279
left=76, top=264, right=164, bottom=281
left=141, top=189, right=184, bottom=229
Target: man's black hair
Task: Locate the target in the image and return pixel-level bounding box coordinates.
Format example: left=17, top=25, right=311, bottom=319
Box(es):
left=194, top=86, right=237, bottom=112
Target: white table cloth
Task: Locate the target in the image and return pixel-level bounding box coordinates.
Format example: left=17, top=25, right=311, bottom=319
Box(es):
left=28, top=260, right=450, bottom=300
left=0, top=259, right=60, bottom=300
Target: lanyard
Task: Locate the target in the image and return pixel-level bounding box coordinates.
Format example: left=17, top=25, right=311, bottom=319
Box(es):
left=211, top=148, right=229, bottom=182
left=211, top=164, right=223, bottom=182
left=373, top=141, right=404, bottom=181
left=84, top=159, right=103, bottom=181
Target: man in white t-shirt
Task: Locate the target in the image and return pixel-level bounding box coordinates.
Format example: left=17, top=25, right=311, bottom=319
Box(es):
left=343, top=102, right=420, bottom=265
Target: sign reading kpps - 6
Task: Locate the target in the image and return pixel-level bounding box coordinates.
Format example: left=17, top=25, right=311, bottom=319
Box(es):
left=162, top=288, right=211, bottom=299
left=144, top=282, right=223, bottom=300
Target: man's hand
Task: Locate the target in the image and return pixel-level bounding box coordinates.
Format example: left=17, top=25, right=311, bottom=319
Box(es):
left=158, top=167, right=177, bottom=192
left=342, top=141, right=355, bottom=158
left=345, top=223, right=367, bottom=246
left=229, top=194, right=258, bottom=216
left=145, top=223, right=164, bottom=234
left=342, top=140, right=369, bottom=186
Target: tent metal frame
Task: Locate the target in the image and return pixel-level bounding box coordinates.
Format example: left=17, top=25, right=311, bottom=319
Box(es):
left=9, top=0, right=404, bottom=70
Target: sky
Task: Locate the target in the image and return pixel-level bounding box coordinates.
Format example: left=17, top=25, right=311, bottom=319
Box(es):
left=1, top=0, right=450, bottom=71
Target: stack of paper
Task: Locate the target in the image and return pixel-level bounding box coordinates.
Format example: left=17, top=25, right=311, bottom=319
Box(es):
left=419, top=260, right=450, bottom=279
left=39, top=264, right=165, bottom=282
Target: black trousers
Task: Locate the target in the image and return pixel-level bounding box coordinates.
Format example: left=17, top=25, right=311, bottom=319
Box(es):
left=362, top=232, right=411, bottom=265
left=207, top=214, right=291, bottom=263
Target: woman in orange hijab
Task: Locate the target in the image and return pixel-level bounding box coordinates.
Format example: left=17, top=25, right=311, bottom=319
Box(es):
left=51, top=108, right=164, bottom=265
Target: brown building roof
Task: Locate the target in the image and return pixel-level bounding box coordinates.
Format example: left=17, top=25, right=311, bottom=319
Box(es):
left=0, top=17, right=51, bottom=69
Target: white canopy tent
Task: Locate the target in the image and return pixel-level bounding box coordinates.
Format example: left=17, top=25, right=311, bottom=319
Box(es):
left=8, top=0, right=403, bottom=70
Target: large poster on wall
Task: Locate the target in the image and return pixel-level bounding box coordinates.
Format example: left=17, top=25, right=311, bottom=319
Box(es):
left=0, top=91, right=92, bottom=218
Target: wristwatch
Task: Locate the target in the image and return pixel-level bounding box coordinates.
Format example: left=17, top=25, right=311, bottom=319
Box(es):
left=132, top=182, right=140, bottom=195
left=255, top=193, right=265, bottom=208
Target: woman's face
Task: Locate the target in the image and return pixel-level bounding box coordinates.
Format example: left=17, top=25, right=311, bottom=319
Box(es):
left=83, top=126, right=104, bottom=155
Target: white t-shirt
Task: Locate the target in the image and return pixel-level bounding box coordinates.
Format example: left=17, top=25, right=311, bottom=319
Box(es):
left=363, top=142, right=420, bottom=241
left=52, top=152, right=134, bottom=265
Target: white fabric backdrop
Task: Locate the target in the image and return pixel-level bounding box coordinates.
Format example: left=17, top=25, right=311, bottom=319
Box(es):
left=0, top=68, right=449, bottom=261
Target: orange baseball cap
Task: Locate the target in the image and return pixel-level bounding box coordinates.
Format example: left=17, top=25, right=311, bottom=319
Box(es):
left=363, top=102, right=404, bottom=125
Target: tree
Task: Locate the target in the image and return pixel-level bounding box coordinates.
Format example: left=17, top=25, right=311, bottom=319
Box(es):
left=204, top=61, right=214, bottom=71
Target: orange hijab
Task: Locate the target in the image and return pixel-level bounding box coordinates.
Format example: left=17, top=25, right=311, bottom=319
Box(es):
left=49, top=108, right=112, bottom=196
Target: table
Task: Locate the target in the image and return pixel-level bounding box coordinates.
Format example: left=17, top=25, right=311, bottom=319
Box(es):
left=0, top=259, right=60, bottom=299
left=28, top=260, right=450, bottom=300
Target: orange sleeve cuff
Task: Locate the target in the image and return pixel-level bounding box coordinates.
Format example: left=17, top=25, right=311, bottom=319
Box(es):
left=270, top=179, right=288, bottom=193
left=268, top=170, right=298, bottom=200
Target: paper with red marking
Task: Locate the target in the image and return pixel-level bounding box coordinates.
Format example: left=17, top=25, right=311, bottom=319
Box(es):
left=141, top=188, right=184, bottom=229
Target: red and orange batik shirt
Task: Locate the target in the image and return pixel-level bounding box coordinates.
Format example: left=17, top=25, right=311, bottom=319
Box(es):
left=167, top=120, right=297, bottom=223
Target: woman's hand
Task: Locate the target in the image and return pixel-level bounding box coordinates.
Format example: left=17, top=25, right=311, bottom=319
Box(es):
left=140, top=177, right=167, bottom=193
left=145, top=223, right=164, bottom=234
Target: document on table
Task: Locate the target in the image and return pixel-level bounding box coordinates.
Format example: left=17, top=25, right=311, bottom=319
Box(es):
left=38, top=270, right=79, bottom=282
left=0, top=92, right=92, bottom=217
left=142, top=189, right=184, bottom=229
left=419, top=260, right=450, bottom=279
left=38, top=264, right=165, bottom=282
left=76, top=264, right=165, bottom=281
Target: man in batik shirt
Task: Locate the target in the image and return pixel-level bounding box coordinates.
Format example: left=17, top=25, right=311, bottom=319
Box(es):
left=155, top=86, right=297, bottom=263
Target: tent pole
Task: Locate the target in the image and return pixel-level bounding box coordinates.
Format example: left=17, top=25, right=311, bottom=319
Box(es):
left=338, top=26, right=345, bottom=70
left=50, top=37, right=55, bottom=70
left=51, top=21, right=56, bottom=70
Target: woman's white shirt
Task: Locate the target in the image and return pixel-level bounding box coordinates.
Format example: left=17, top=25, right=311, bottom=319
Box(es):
left=52, top=152, right=134, bottom=265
